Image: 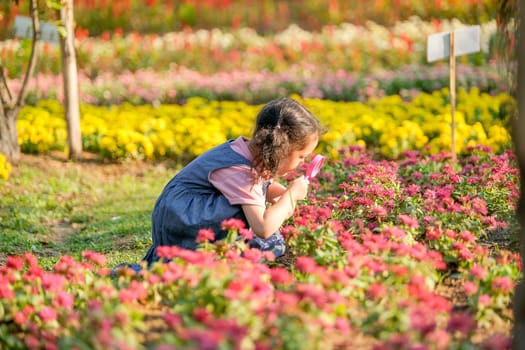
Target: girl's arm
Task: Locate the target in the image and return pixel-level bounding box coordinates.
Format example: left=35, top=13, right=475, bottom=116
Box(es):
left=265, top=181, right=287, bottom=204
left=242, top=176, right=309, bottom=238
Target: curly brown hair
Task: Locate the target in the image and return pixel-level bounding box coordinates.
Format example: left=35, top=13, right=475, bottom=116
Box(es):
left=249, top=98, right=323, bottom=179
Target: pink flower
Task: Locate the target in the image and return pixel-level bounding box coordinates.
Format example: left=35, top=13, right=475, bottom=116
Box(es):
left=371, top=205, right=388, bottom=218
left=224, top=280, right=245, bottom=299
left=275, top=291, right=299, bottom=307
left=445, top=229, right=457, bottom=239
left=367, top=283, right=386, bottom=299
left=13, top=311, right=28, bottom=326
left=42, top=273, right=66, bottom=293
left=242, top=248, right=263, bottom=263
left=334, top=317, right=351, bottom=332
left=193, top=308, right=213, bottom=324
left=446, top=312, right=477, bottom=335
left=118, top=280, right=147, bottom=303
left=459, top=230, right=475, bottom=243
left=397, top=214, right=419, bottom=228
left=471, top=197, right=488, bottom=215
left=405, top=184, right=420, bottom=196
left=470, top=264, right=488, bottom=280
left=412, top=171, right=423, bottom=180
left=480, top=333, right=511, bottom=350
left=24, top=253, right=39, bottom=268
left=221, top=218, right=245, bottom=231
left=53, top=291, right=74, bottom=310
left=382, top=226, right=406, bottom=240
left=270, top=267, right=293, bottom=285
left=479, top=294, right=492, bottom=307
left=425, top=226, right=441, bottom=240
left=39, top=306, right=57, bottom=322
left=463, top=281, right=478, bottom=296
left=82, top=250, right=107, bottom=266
left=390, top=264, right=408, bottom=277
left=25, top=335, right=40, bottom=349
left=239, top=228, right=254, bottom=240
left=410, top=308, right=436, bottom=335
left=14, top=305, right=35, bottom=326
left=6, top=255, right=24, bottom=270
left=164, top=312, right=182, bottom=329
left=491, top=276, right=514, bottom=293
left=295, top=256, right=317, bottom=274
left=196, top=228, right=215, bottom=243
left=426, top=329, right=451, bottom=350
left=0, top=281, right=14, bottom=300
left=458, top=249, right=473, bottom=261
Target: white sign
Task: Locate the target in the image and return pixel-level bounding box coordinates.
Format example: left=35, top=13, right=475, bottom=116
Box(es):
left=14, top=16, right=59, bottom=44
left=427, top=25, right=480, bottom=62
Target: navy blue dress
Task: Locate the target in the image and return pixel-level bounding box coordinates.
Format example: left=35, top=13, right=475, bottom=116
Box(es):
left=143, top=140, right=285, bottom=264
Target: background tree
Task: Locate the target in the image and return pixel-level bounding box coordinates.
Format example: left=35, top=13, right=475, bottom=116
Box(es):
left=514, top=5, right=525, bottom=349
left=0, top=0, right=82, bottom=163
left=57, top=0, right=82, bottom=160
left=497, top=0, right=525, bottom=348
left=0, top=0, right=39, bottom=162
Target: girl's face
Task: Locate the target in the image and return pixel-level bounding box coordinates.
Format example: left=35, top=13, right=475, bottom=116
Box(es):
left=277, top=133, right=319, bottom=176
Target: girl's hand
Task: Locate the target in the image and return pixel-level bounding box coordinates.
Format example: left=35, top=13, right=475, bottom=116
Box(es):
left=288, top=176, right=309, bottom=201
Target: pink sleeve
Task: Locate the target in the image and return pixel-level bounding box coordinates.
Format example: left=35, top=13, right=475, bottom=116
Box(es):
left=209, top=165, right=266, bottom=208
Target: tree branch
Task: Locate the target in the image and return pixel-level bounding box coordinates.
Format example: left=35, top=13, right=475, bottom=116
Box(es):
left=15, top=0, right=40, bottom=108
left=0, top=67, right=14, bottom=107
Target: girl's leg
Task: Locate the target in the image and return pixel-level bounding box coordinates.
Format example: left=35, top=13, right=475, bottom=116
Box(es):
left=249, top=230, right=286, bottom=257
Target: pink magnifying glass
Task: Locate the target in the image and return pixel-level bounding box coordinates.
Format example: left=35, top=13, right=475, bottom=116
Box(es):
left=305, top=154, right=325, bottom=180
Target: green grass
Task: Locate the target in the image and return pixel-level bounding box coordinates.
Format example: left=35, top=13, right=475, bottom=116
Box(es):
left=0, top=156, right=175, bottom=269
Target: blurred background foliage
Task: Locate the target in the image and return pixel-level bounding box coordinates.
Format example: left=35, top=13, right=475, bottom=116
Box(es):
left=1, top=0, right=498, bottom=39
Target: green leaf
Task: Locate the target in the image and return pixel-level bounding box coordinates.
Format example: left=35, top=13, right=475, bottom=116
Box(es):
left=45, top=0, right=62, bottom=10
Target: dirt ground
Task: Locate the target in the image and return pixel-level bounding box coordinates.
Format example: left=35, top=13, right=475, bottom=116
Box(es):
left=3, top=153, right=518, bottom=346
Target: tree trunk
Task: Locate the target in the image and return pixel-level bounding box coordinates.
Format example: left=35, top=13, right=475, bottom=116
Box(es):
left=0, top=0, right=40, bottom=164
left=59, top=0, right=82, bottom=161
left=0, top=106, right=21, bottom=162
left=512, top=2, right=525, bottom=349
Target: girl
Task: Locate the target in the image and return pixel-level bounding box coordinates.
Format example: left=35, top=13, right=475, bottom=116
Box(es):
left=142, top=97, right=322, bottom=264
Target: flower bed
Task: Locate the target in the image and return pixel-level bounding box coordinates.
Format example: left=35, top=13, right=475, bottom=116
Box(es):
left=11, top=64, right=508, bottom=106
left=1, top=18, right=497, bottom=78
left=0, top=146, right=519, bottom=349
left=1, top=0, right=496, bottom=39
left=17, top=90, right=513, bottom=161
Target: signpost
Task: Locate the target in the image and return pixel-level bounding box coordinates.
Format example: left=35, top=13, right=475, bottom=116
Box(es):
left=14, top=15, right=59, bottom=44
left=427, top=25, right=481, bottom=161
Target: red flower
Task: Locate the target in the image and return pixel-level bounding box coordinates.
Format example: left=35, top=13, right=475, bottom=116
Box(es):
left=480, top=333, right=511, bottom=350
left=367, top=283, right=386, bottom=299
left=446, top=312, right=477, bottom=335
left=39, top=306, right=57, bottom=322
left=295, top=256, right=317, bottom=274
left=239, top=228, right=254, bottom=240
left=459, top=230, right=475, bottom=243
left=463, top=281, right=478, bottom=296
left=479, top=294, right=492, bottom=307
left=221, top=218, right=246, bottom=231
left=470, top=264, right=488, bottom=280
left=491, top=276, right=514, bottom=293
left=224, top=280, right=245, bottom=299
left=164, top=312, right=182, bottom=329
left=53, top=291, right=74, bottom=310
left=6, top=256, right=23, bottom=270
left=397, top=214, right=419, bottom=229
left=82, top=250, right=107, bottom=266
left=196, top=228, right=215, bottom=243
left=0, top=277, right=14, bottom=299
left=42, top=273, right=66, bottom=292
left=193, top=307, right=213, bottom=324
left=410, top=308, right=436, bottom=335
left=270, top=267, right=293, bottom=285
